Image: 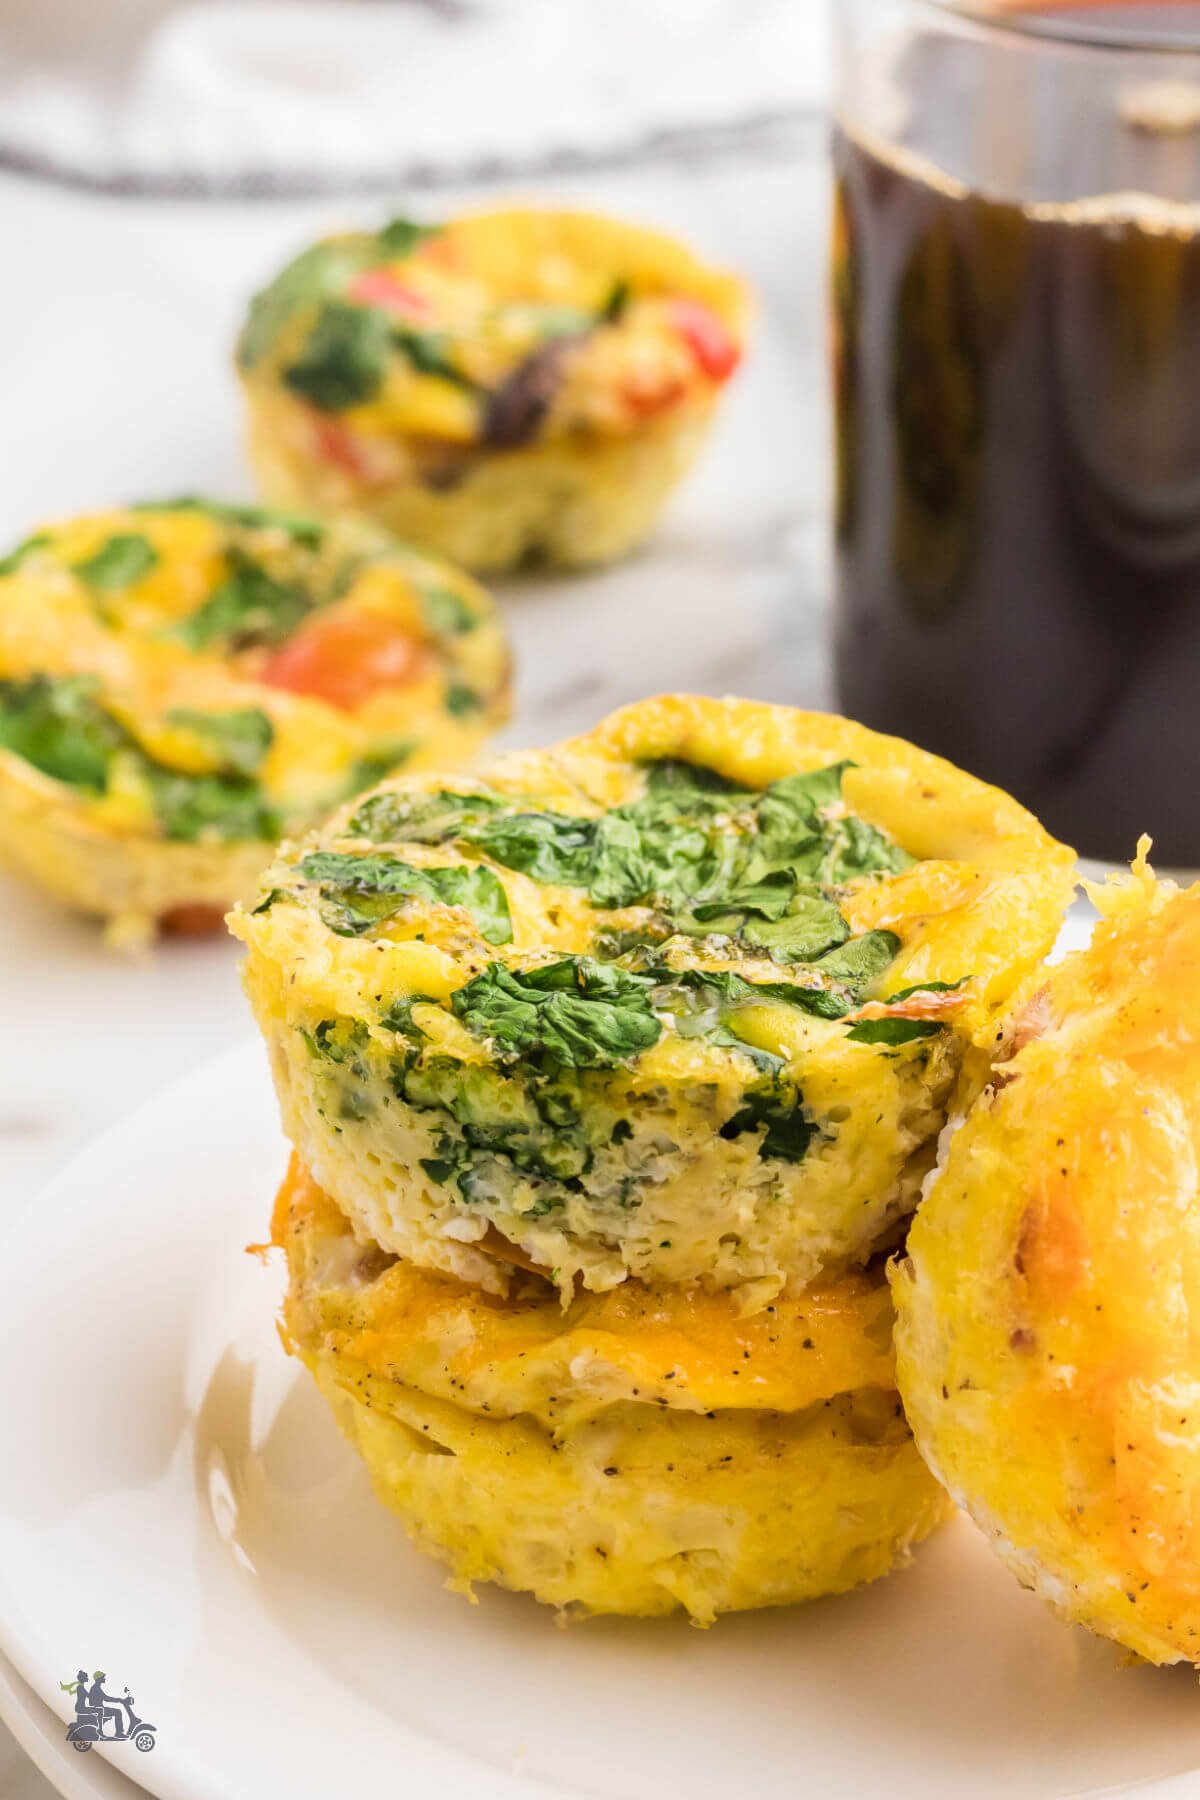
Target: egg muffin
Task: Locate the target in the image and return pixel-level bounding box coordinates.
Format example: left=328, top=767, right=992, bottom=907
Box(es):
left=236, top=208, right=747, bottom=573
left=233, top=696, right=1075, bottom=1305
left=893, top=854, right=1200, bottom=1666
left=274, top=1155, right=950, bottom=1621
left=0, top=499, right=509, bottom=943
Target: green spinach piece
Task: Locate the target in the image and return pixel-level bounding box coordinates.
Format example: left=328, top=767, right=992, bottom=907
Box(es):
left=238, top=238, right=378, bottom=370
left=451, top=958, right=662, bottom=1069
left=74, top=534, right=158, bottom=594
left=178, top=554, right=313, bottom=652
left=348, top=787, right=504, bottom=843
left=0, top=675, right=122, bottom=790
left=377, top=217, right=439, bottom=258
left=719, top=1089, right=818, bottom=1163
left=299, top=850, right=512, bottom=943
left=812, top=930, right=902, bottom=989
left=446, top=683, right=482, bottom=717
left=144, top=767, right=279, bottom=843
left=392, top=326, right=479, bottom=392
left=283, top=302, right=390, bottom=411
left=165, top=707, right=274, bottom=777
left=0, top=531, right=53, bottom=578
left=133, top=497, right=326, bottom=549
left=466, top=807, right=597, bottom=887
left=421, top=585, right=479, bottom=635
left=845, top=1017, right=943, bottom=1047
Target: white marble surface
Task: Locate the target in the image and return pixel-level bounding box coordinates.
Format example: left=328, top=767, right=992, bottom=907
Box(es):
left=0, top=125, right=832, bottom=1797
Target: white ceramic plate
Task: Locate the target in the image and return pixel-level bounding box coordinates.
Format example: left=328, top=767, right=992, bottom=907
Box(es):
left=5, top=980, right=1200, bottom=1800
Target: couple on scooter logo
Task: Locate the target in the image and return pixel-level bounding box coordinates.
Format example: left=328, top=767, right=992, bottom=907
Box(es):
left=60, top=1669, right=156, bottom=1755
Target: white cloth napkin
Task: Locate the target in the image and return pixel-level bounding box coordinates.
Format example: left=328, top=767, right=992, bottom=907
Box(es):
left=0, top=0, right=825, bottom=192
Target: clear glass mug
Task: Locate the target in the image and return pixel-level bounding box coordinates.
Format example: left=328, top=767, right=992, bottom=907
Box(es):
left=831, top=1, right=1200, bottom=865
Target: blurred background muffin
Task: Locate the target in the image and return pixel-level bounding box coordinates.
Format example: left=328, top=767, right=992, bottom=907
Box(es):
left=237, top=207, right=747, bottom=573
left=0, top=499, right=509, bottom=943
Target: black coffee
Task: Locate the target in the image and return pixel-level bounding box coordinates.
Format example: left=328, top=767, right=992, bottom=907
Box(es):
left=833, top=10, right=1200, bottom=863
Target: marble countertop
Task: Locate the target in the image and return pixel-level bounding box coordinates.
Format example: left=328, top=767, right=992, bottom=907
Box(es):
left=0, top=116, right=833, bottom=1798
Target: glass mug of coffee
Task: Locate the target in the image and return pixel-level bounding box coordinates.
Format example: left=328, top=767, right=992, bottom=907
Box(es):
left=832, top=1, right=1200, bottom=865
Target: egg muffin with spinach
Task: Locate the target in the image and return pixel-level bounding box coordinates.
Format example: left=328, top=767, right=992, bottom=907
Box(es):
left=237, top=208, right=746, bottom=573
left=0, top=500, right=509, bottom=944
left=274, top=1154, right=951, bottom=1621
left=234, top=696, right=1075, bottom=1305
left=894, top=856, right=1200, bottom=1666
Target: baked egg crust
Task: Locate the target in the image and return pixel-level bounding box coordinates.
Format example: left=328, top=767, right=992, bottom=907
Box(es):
left=237, top=208, right=747, bottom=572
left=0, top=499, right=509, bottom=941
left=275, top=1156, right=951, bottom=1621
left=233, top=696, right=1075, bottom=1304
left=894, top=856, right=1200, bottom=1665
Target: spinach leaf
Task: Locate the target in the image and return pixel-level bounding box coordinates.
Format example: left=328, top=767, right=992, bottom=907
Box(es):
left=238, top=238, right=378, bottom=370
left=738, top=896, right=851, bottom=962
left=651, top=965, right=855, bottom=1025
left=178, top=555, right=312, bottom=651
left=299, top=850, right=512, bottom=943
left=377, top=217, right=438, bottom=258
left=822, top=814, right=914, bottom=882
left=446, top=683, right=482, bottom=717
left=165, top=707, right=274, bottom=776
left=451, top=958, right=662, bottom=1069
left=466, top=807, right=597, bottom=887
left=421, top=585, right=479, bottom=635
left=392, top=327, right=479, bottom=391
left=0, top=675, right=122, bottom=790
left=720, top=1088, right=818, bottom=1163
left=74, top=534, right=158, bottom=594
left=134, top=497, right=326, bottom=549
left=600, top=277, right=631, bottom=324
left=813, top=929, right=901, bottom=989
left=145, top=767, right=279, bottom=843
left=343, top=742, right=418, bottom=796
left=348, top=787, right=504, bottom=843
left=0, top=531, right=52, bottom=578
left=845, top=1016, right=943, bottom=1047
left=283, top=302, right=390, bottom=411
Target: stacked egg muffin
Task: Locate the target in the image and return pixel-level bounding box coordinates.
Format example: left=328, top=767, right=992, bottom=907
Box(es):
left=0, top=499, right=509, bottom=943
left=234, top=695, right=1076, bottom=1621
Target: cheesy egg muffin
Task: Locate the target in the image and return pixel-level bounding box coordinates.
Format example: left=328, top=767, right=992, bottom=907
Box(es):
left=274, top=1155, right=951, bottom=1621
left=0, top=499, right=509, bottom=943
left=236, top=208, right=747, bottom=573
left=233, top=696, right=1075, bottom=1304
left=894, top=856, right=1200, bottom=1666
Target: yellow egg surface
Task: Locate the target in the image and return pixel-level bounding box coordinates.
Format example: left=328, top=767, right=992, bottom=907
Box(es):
left=0, top=499, right=509, bottom=941
left=232, top=695, right=1075, bottom=1303
left=275, top=1157, right=951, bottom=1622
left=893, top=858, right=1200, bottom=1664
left=236, top=208, right=748, bottom=571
